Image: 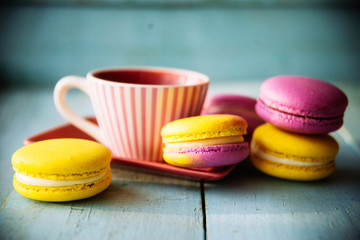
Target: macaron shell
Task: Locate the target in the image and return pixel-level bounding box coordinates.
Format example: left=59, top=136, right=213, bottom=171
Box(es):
left=252, top=123, right=339, bottom=159
left=202, top=94, right=258, bottom=113
left=12, top=139, right=111, bottom=179
left=250, top=124, right=338, bottom=181
left=256, top=99, right=344, bottom=134
left=163, top=143, right=249, bottom=168
left=13, top=169, right=112, bottom=202
left=259, top=75, right=348, bottom=118
left=201, top=94, right=264, bottom=133
left=161, top=114, right=247, bottom=143
left=252, top=123, right=339, bottom=158
left=251, top=154, right=334, bottom=181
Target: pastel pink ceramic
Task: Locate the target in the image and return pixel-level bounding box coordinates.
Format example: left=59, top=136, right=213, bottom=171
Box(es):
left=256, top=75, right=348, bottom=134
left=201, top=94, right=264, bottom=134
left=164, top=143, right=249, bottom=168
left=54, top=67, right=209, bottom=162
left=24, top=118, right=239, bottom=181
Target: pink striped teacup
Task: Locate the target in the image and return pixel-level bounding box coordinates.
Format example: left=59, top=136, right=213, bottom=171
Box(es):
left=54, top=67, right=209, bottom=162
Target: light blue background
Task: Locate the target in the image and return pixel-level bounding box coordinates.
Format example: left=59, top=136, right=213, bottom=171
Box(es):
left=1, top=1, right=359, bottom=86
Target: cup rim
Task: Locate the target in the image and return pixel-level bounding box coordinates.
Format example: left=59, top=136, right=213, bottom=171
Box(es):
left=87, top=66, right=210, bottom=88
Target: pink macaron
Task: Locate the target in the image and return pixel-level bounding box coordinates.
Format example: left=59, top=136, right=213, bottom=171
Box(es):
left=201, top=94, right=264, bottom=134
left=161, top=114, right=249, bottom=168
left=255, top=75, right=348, bottom=134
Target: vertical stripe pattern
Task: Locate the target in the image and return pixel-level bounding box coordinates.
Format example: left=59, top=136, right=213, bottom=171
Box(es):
left=89, top=82, right=208, bottom=162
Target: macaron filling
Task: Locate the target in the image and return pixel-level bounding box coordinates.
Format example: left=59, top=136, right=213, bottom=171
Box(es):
left=15, top=170, right=109, bottom=187
left=164, top=143, right=248, bottom=154
left=258, top=98, right=343, bottom=120
left=164, top=136, right=244, bottom=149
left=251, top=141, right=333, bottom=167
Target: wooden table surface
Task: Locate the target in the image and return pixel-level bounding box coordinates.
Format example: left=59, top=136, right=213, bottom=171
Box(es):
left=0, top=81, right=359, bottom=240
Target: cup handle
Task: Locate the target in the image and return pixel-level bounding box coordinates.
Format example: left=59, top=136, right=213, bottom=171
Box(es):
left=53, top=76, right=104, bottom=143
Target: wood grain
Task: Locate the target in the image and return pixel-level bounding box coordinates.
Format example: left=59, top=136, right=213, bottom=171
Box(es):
left=1, top=81, right=359, bottom=239
left=1, top=162, right=204, bottom=240
left=204, top=82, right=360, bottom=240
left=204, top=133, right=360, bottom=239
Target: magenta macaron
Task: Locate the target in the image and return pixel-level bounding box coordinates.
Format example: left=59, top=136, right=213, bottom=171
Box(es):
left=255, top=75, right=348, bottom=134
left=201, top=94, right=264, bottom=134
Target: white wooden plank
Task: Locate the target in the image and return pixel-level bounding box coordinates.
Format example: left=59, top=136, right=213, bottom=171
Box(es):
left=0, top=162, right=204, bottom=240
left=204, top=82, right=360, bottom=239
left=0, top=88, right=204, bottom=239
left=204, top=132, right=360, bottom=239
left=1, top=81, right=359, bottom=239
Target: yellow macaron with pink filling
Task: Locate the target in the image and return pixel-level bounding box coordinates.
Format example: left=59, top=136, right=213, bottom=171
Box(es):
left=161, top=114, right=250, bottom=168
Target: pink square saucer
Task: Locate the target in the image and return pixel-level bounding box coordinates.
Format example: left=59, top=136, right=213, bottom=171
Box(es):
left=24, top=117, right=238, bottom=181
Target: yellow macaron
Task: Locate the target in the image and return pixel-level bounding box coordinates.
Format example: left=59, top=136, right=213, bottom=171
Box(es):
left=161, top=114, right=249, bottom=168
left=250, top=124, right=339, bottom=181
left=12, top=138, right=112, bottom=202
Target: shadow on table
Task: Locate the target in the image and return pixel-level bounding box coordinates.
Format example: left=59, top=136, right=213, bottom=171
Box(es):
left=207, top=156, right=360, bottom=189
left=202, top=155, right=360, bottom=215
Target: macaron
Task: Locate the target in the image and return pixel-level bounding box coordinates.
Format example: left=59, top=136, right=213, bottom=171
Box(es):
left=201, top=94, right=264, bottom=134
left=161, top=114, right=249, bottom=168
left=12, top=138, right=112, bottom=202
left=255, top=75, right=348, bottom=134
left=250, top=123, right=339, bottom=181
